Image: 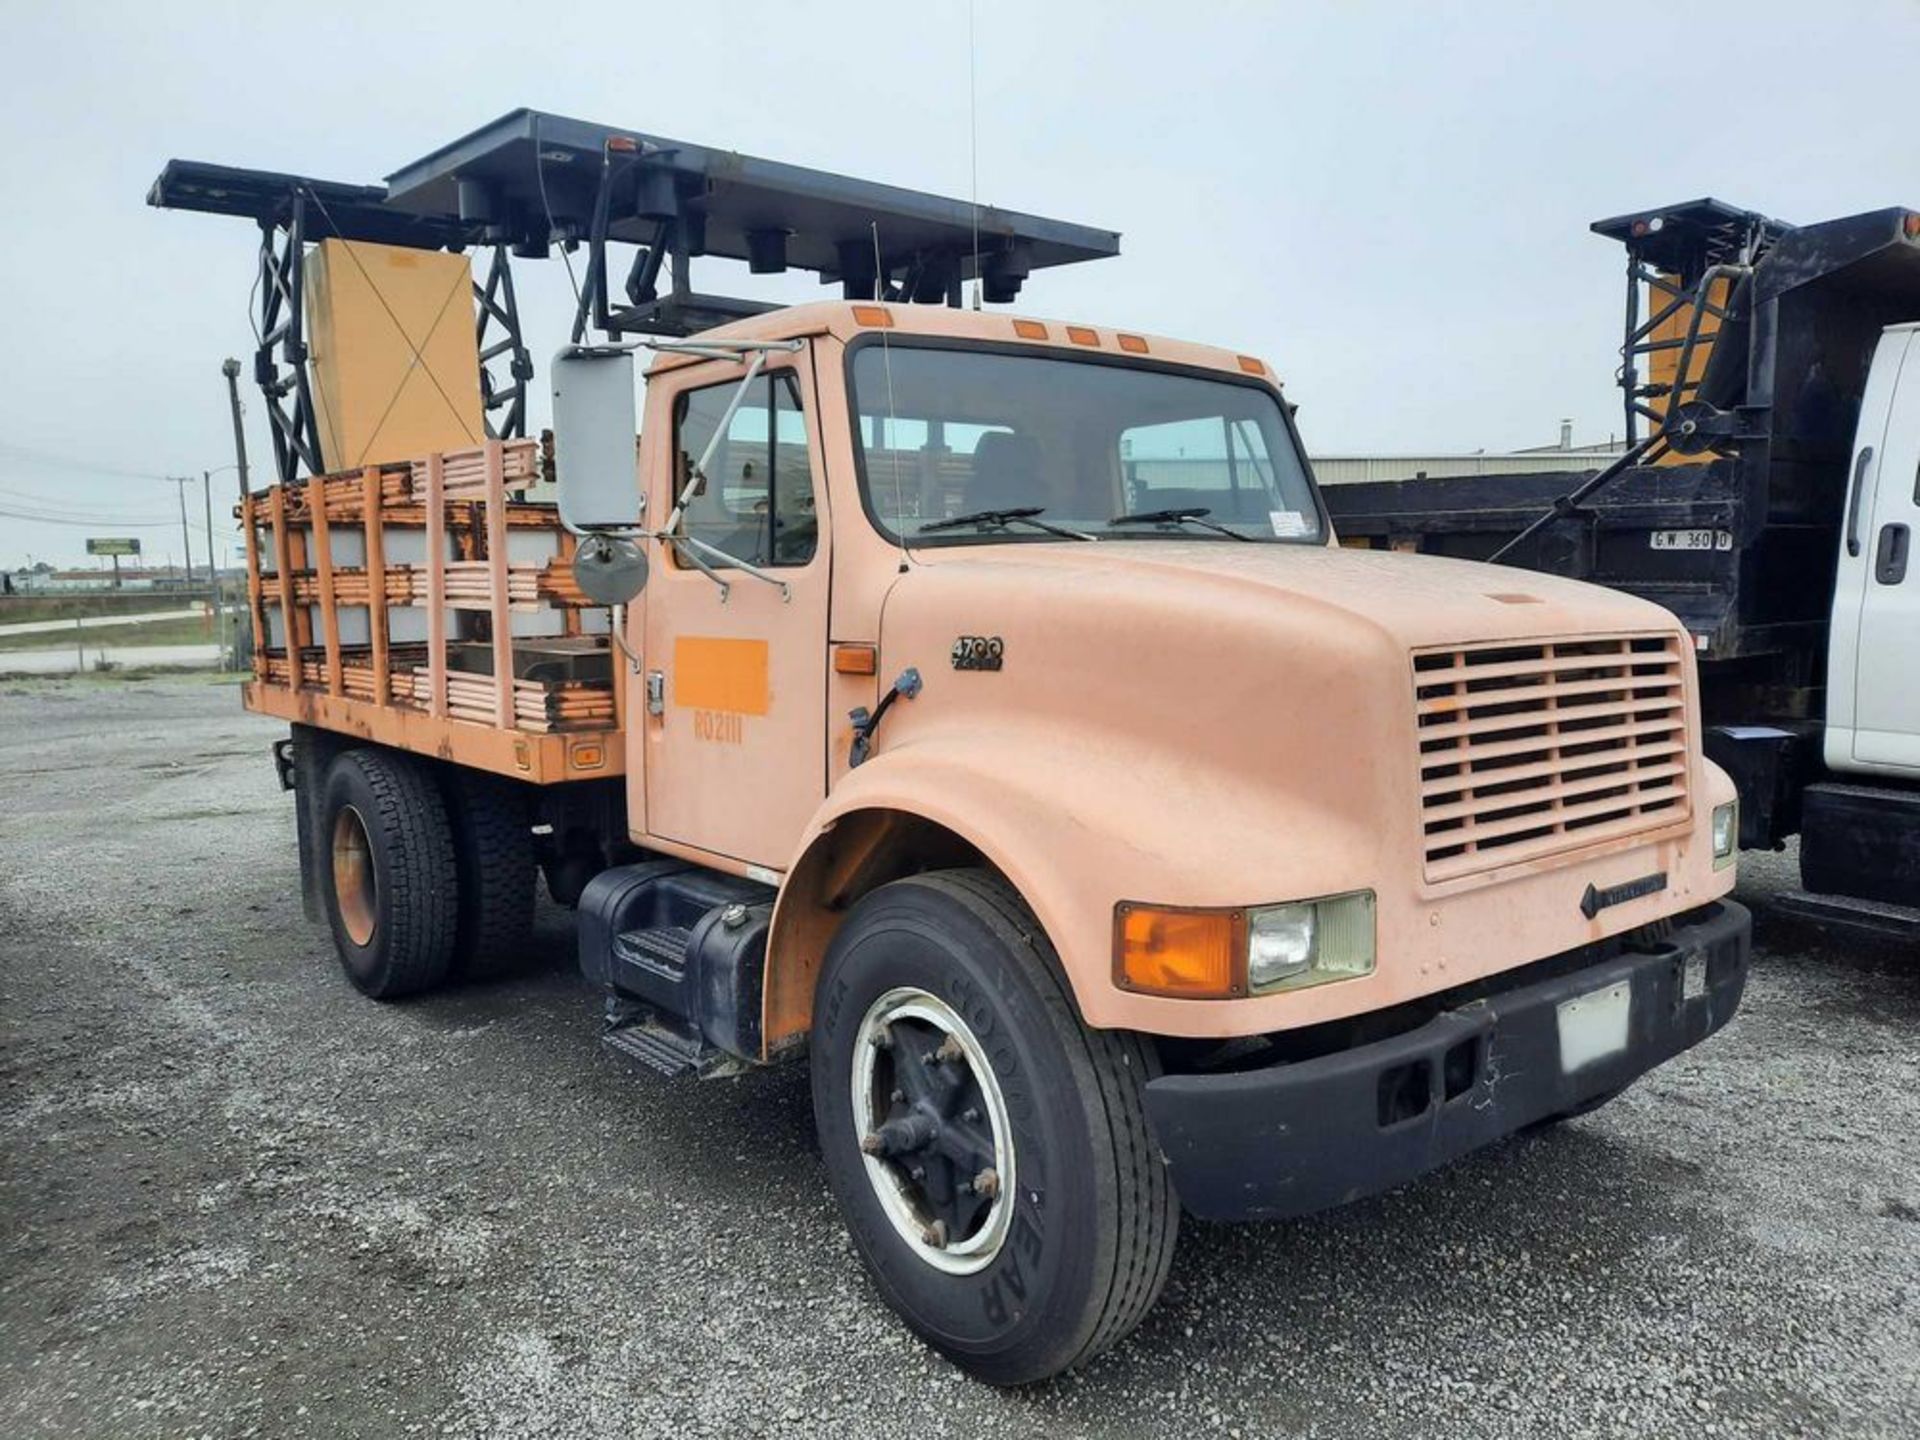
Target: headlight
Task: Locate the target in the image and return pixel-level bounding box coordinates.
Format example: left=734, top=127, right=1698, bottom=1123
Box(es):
left=1114, top=890, right=1377, bottom=999
left=1247, top=904, right=1316, bottom=988
left=1711, top=800, right=1738, bottom=869
left=1248, top=891, right=1376, bottom=993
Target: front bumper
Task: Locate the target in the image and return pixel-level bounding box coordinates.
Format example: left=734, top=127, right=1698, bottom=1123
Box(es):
left=1144, top=900, right=1751, bottom=1222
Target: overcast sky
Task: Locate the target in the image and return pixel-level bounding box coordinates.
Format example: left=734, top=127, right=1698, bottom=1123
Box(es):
left=4, top=0, right=1917, bottom=568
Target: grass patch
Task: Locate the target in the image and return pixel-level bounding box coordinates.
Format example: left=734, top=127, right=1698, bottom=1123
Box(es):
left=0, top=667, right=246, bottom=688
left=0, top=592, right=224, bottom=625
left=0, top=615, right=217, bottom=652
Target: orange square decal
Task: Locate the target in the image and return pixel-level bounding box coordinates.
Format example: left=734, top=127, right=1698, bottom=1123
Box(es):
left=673, top=636, right=771, bottom=715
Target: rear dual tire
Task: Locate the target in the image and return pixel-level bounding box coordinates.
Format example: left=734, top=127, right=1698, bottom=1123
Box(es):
left=442, top=771, right=536, bottom=980
left=317, top=748, right=533, bottom=998
left=811, top=870, right=1179, bottom=1385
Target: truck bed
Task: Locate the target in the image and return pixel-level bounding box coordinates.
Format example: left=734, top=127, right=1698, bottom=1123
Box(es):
left=239, top=438, right=623, bottom=785
left=1321, top=458, right=1836, bottom=684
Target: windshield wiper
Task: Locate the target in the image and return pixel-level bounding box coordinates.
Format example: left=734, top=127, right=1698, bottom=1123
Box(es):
left=1107, top=506, right=1250, bottom=541
left=917, top=507, right=1095, bottom=541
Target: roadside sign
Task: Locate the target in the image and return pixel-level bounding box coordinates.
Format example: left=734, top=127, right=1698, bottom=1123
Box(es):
left=86, top=537, right=142, bottom=556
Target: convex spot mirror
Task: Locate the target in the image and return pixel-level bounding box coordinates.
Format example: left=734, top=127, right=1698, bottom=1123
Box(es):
left=573, top=533, right=650, bottom=606
left=552, top=348, right=642, bottom=532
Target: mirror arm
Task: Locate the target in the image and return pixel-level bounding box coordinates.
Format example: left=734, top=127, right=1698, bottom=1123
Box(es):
left=659, top=533, right=731, bottom=602
left=607, top=602, right=645, bottom=674
left=671, top=533, right=791, bottom=601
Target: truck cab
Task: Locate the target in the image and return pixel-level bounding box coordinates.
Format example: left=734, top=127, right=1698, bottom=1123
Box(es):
left=554, top=299, right=1750, bottom=1379
left=1827, top=321, right=1920, bottom=778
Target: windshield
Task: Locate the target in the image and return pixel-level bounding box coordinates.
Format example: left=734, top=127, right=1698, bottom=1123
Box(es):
left=848, top=343, right=1325, bottom=544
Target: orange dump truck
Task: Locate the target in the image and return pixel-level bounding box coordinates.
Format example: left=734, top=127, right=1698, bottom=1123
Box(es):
left=156, top=111, right=1750, bottom=1384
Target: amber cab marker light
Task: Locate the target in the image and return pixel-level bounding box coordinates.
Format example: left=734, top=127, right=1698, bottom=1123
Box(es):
left=1066, top=325, right=1100, bottom=346
left=833, top=643, right=878, bottom=676
left=1114, top=903, right=1245, bottom=998
left=1117, top=333, right=1149, bottom=354
left=1904, top=213, right=1920, bottom=239
left=1012, top=319, right=1049, bottom=340
left=1237, top=354, right=1266, bottom=376
left=851, top=305, right=894, bottom=328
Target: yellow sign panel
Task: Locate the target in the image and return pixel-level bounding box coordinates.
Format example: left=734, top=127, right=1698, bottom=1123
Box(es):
left=305, top=239, right=484, bottom=471
left=672, top=636, right=771, bottom=715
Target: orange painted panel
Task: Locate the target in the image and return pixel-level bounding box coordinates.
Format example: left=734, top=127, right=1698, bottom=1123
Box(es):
left=672, top=636, right=771, bottom=715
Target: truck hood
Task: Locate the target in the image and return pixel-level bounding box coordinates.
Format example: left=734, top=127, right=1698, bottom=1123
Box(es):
left=900, top=537, right=1678, bottom=651
left=851, top=536, right=1719, bottom=1043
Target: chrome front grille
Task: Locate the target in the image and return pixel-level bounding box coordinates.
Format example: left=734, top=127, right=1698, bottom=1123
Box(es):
left=1414, top=634, right=1691, bottom=882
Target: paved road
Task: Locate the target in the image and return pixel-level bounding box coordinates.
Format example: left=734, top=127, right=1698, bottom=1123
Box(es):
left=0, top=642, right=221, bottom=674
left=0, top=606, right=201, bottom=638
left=0, top=678, right=1914, bottom=1439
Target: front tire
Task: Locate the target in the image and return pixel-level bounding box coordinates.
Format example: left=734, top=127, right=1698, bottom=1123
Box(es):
left=319, top=748, right=458, bottom=999
left=810, top=870, right=1178, bottom=1384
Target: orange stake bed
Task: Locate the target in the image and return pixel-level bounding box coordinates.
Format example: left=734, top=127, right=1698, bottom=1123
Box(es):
left=240, top=438, right=624, bottom=785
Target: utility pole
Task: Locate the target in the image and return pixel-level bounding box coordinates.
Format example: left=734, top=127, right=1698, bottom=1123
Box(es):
left=221, top=359, right=251, bottom=496
left=167, top=476, right=195, bottom=590
left=203, top=469, right=221, bottom=663
left=222, top=358, right=252, bottom=671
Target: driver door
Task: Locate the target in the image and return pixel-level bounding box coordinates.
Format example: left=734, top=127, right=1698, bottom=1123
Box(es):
left=640, top=351, right=831, bottom=871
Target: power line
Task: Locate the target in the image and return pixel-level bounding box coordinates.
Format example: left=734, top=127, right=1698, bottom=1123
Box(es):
left=0, top=509, right=181, bottom=529
left=0, top=440, right=173, bottom=482
left=0, top=484, right=176, bottom=517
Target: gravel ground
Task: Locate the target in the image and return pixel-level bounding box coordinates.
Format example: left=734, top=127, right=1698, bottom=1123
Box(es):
left=0, top=675, right=1915, bottom=1439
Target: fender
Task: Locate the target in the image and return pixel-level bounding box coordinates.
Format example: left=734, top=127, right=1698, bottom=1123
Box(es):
left=762, top=725, right=1385, bottom=1056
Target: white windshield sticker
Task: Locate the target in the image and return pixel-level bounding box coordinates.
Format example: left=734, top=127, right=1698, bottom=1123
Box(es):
left=1269, top=510, right=1310, bottom=538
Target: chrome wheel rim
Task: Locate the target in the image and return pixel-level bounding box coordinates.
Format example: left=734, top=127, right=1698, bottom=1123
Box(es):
left=850, top=986, right=1015, bottom=1276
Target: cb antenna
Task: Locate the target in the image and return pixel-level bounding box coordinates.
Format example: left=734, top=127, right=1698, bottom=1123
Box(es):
left=967, top=0, right=982, bottom=311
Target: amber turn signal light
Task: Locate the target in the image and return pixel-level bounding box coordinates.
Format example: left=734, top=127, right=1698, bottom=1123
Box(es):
left=833, top=643, right=878, bottom=676
left=1114, top=903, right=1246, bottom=998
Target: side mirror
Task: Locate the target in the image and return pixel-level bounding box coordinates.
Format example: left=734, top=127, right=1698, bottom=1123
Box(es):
left=552, top=348, right=641, bottom=532
left=572, top=532, right=649, bottom=606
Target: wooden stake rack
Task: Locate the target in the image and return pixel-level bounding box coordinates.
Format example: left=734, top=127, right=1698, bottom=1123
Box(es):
left=240, top=439, right=625, bottom=785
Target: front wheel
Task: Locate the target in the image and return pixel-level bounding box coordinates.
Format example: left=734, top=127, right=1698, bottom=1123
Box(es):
left=810, top=870, right=1178, bottom=1385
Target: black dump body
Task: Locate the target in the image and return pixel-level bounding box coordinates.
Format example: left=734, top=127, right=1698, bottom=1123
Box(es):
left=1326, top=203, right=1920, bottom=726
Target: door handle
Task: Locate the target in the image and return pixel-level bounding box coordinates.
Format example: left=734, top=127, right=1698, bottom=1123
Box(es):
left=1875, top=522, right=1911, bottom=585
left=1845, top=445, right=1873, bottom=557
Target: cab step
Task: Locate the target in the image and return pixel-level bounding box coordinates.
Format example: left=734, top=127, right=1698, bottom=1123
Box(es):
left=579, top=860, right=778, bottom=1069
left=1773, top=889, right=1920, bottom=944
left=615, top=924, right=694, bottom=974
left=602, top=1015, right=714, bottom=1078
